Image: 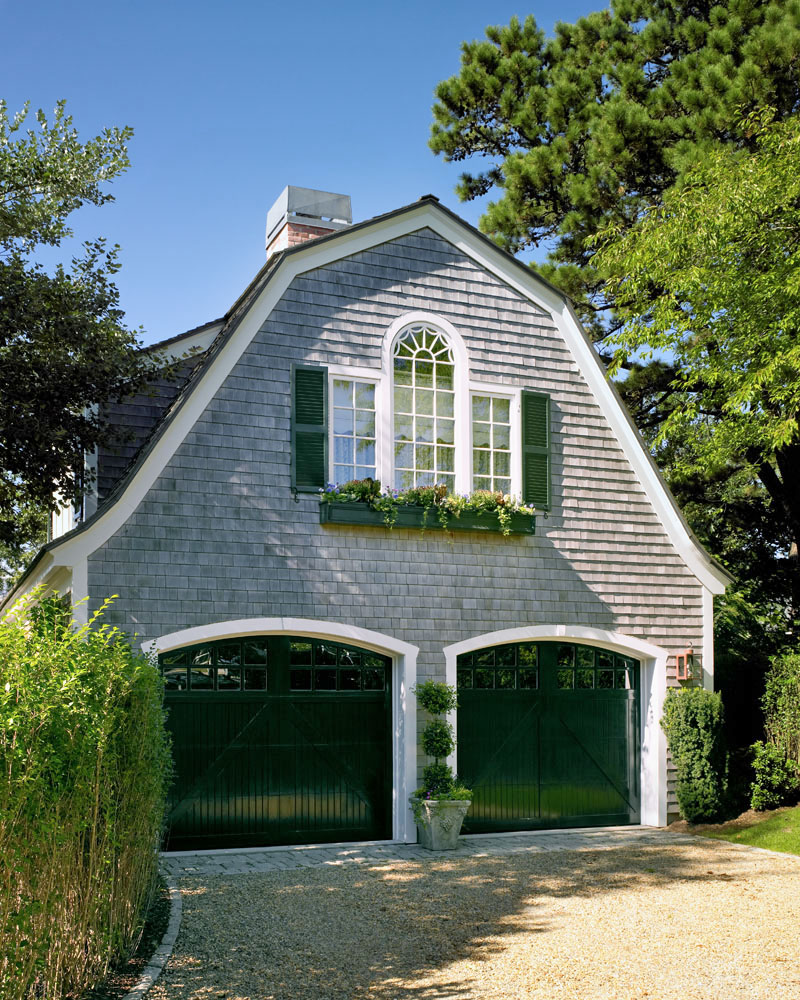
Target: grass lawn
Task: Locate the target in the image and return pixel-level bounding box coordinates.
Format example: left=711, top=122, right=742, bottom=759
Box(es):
left=697, top=805, right=800, bottom=856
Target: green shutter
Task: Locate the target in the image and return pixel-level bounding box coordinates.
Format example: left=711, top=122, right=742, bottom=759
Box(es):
left=292, top=364, right=328, bottom=491
left=521, top=390, right=550, bottom=509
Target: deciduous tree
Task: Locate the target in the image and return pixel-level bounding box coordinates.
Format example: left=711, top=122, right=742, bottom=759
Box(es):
left=593, top=112, right=800, bottom=640
left=0, top=101, right=162, bottom=570
left=430, top=0, right=800, bottom=344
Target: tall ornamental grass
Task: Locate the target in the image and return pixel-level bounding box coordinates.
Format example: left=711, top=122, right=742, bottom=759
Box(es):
left=0, top=593, right=170, bottom=999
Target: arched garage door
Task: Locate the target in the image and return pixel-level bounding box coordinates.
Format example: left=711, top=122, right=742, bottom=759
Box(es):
left=159, top=635, right=392, bottom=850
left=457, top=641, right=640, bottom=832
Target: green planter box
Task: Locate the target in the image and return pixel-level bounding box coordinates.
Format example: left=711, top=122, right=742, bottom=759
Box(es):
left=319, top=502, right=535, bottom=534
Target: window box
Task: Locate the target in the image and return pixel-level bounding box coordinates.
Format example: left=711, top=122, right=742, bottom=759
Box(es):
left=320, top=502, right=535, bottom=534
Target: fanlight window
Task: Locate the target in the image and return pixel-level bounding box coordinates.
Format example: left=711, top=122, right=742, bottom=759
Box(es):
left=392, top=325, right=455, bottom=490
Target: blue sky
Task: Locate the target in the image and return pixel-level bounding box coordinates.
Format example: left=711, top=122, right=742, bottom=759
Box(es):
left=3, top=0, right=598, bottom=345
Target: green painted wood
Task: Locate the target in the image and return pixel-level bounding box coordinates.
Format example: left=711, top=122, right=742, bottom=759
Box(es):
left=457, top=641, right=640, bottom=832
left=320, top=502, right=535, bottom=534
left=521, top=390, right=550, bottom=510
left=292, top=364, right=328, bottom=491
left=161, top=636, right=391, bottom=850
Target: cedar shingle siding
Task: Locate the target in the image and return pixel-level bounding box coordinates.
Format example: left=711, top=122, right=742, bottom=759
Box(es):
left=88, top=229, right=704, bottom=665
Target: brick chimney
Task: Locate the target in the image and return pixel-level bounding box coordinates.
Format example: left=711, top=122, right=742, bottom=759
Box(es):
left=266, top=186, right=352, bottom=260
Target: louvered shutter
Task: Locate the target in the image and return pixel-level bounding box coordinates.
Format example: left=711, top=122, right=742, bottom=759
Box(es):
left=521, top=390, right=550, bottom=509
left=292, top=364, right=328, bottom=491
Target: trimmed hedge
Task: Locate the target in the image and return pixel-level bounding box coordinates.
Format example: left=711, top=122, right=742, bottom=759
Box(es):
left=661, top=687, right=728, bottom=823
left=0, top=593, right=170, bottom=999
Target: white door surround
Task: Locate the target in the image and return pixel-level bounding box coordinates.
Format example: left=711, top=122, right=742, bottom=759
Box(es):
left=144, top=618, right=419, bottom=843
left=443, top=625, right=668, bottom=828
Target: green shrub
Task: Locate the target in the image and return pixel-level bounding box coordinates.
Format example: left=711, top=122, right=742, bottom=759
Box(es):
left=420, top=719, right=454, bottom=759
left=762, top=653, right=800, bottom=766
left=414, top=679, right=458, bottom=717
left=661, top=687, right=728, bottom=823
left=412, top=681, right=470, bottom=801
left=750, top=740, right=800, bottom=811
left=0, top=592, right=170, bottom=999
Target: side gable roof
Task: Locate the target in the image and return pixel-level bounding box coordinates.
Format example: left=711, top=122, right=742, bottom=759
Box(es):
left=2, top=196, right=731, bottom=608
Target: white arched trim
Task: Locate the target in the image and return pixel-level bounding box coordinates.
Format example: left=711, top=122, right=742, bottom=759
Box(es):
left=143, top=618, right=419, bottom=844
left=443, top=625, right=669, bottom=828
left=380, top=311, right=470, bottom=494
left=381, top=310, right=469, bottom=376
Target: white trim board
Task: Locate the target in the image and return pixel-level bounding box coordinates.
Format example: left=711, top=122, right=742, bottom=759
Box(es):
left=3, top=199, right=728, bottom=609
left=443, top=625, right=668, bottom=828
left=144, top=618, right=419, bottom=844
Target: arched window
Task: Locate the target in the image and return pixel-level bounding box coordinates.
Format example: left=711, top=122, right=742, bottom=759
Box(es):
left=392, top=324, right=455, bottom=490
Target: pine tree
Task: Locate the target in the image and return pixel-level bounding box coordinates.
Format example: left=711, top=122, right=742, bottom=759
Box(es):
left=431, top=0, right=800, bottom=343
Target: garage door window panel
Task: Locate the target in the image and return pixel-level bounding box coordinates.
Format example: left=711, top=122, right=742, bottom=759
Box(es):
left=159, top=636, right=393, bottom=850
left=457, top=641, right=640, bottom=833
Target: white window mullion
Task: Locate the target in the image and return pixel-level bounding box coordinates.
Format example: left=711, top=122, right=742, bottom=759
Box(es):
left=375, top=371, right=391, bottom=488
left=454, top=371, right=470, bottom=495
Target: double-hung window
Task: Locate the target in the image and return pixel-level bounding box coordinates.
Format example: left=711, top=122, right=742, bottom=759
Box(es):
left=331, top=378, right=377, bottom=483
left=471, top=394, right=512, bottom=494
left=291, top=318, right=551, bottom=509
left=392, top=325, right=455, bottom=491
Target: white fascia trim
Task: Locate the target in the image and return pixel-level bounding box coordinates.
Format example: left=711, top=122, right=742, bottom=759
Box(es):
left=2, top=552, right=57, bottom=611
left=37, top=201, right=725, bottom=595
left=153, top=323, right=224, bottom=362
left=142, top=618, right=419, bottom=844
left=71, top=559, right=89, bottom=625
left=41, top=207, right=439, bottom=570
left=443, top=625, right=668, bottom=828
left=429, top=213, right=729, bottom=595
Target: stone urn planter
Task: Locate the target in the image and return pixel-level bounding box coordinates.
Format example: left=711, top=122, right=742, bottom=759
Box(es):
left=412, top=797, right=472, bottom=851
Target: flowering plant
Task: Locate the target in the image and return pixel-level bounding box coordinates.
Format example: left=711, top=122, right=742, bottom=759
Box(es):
left=320, top=479, right=533, bottom=536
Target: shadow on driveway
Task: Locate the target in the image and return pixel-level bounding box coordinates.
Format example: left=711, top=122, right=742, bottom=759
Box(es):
left=149, top=839, right=800, bottom=1000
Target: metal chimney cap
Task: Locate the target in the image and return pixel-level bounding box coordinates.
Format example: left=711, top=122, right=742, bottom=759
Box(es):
left=266, top=186, right=352, bottom=242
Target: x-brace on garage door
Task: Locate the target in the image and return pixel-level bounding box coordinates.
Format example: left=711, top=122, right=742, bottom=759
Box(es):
left=457, top=641, right=640, bottom=832
left=160, top=636, right=392, bottom=851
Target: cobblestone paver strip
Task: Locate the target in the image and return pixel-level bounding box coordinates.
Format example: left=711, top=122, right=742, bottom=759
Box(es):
left=160, top=826, right=690, bottom=879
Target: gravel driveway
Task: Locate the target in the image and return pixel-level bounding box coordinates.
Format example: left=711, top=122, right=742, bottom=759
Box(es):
left=151, top=836, right=800, bottom=1000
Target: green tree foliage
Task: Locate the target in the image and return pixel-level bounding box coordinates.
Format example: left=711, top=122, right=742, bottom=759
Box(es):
left=430, top=1, right=800, bottom=343
left=594, top=112, right=800, bottom=636
left=431, top=3, right=800, bottom=666
left=749, top=653, right=800, bottom=809
left=0, top=591, right=170, bottom=998
left=762, top=653, right=800, bottom=766
left=749, top=740, right=799, bottom=811
left=0, top=101, right=164, bottom=559
left=661, top=687, right=728, bottom=823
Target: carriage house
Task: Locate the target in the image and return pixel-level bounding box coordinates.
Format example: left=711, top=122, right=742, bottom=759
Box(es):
left=5, top=187, right=731, bottom=850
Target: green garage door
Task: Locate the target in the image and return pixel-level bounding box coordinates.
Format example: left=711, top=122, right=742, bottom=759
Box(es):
left=457, top=641, right=640, bottom=832
left=160, top=636, right=392, bottom=851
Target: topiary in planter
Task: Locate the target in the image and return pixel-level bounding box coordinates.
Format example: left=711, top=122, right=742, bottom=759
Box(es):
left=411, top=681, right=471, bottom=849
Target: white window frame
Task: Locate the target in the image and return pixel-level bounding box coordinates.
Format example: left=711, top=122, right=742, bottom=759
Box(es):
left=383, top=312, right=470, bottom=493
left=327, top=366, right=381, bottom=486
left=468, top=385, right=522, bottom=497
left=326, top=316, right=525, bottom=499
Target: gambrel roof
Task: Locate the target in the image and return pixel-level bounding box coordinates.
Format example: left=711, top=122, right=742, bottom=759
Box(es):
left=2, top=195, right=731, bottom=609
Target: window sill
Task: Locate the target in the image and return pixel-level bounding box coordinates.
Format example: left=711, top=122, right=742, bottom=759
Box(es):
left=319, top=502, right=535, bottom=535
